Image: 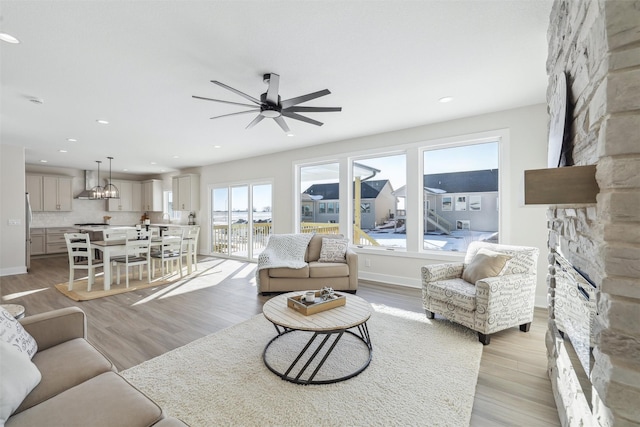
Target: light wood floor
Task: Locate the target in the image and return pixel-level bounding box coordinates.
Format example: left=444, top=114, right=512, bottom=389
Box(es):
left=1, top=255, right=559, bottom=426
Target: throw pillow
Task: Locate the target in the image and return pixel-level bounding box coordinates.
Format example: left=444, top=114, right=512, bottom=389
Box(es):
left=318, top=238, right=348, bottom=263
left=462, top=248, right=512, bottom=285
left=0, top=341, right=42, bottom=424
left=0, top=307, right=37, bottom=359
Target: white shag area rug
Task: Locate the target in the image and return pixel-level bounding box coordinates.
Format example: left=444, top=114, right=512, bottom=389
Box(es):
left=122, top=304, right=482, bottom=427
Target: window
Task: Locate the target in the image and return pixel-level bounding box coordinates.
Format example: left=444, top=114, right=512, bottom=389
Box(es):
left=299, top=162, right=340, bottom=234
left=352, top=154, right=406, bottom=249
left=163, top=191, right=177, bottom=220
left=423, top=141, right=499, bottom=252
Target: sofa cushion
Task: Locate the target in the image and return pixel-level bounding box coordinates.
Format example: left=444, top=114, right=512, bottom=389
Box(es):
left=6, top=372, right=164, bottom=427
left=0, top=342, right=41, bottom=425
left=462, top=248, right=511, bottom=285
left=308, top=261, right=350, bottom=278
left=318, top=238, right=348, bottom=263
left=0, top=307, right=37, bottom=359
left=426, top=278, right=477, bottom=311
left=306, top=234, right=343, bottom=262
left=269, top=265, right=310, bottom=278
left=16, top=337, right=115, bottom=413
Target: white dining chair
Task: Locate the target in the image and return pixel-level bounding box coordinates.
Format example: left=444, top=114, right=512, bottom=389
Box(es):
left=150, top=229, right=183, bottom=279
left=181, top=226, right=200, bottom=272
left=112, top=235, right=151, bottom=287
left=64, top=233, right=104, bottom=291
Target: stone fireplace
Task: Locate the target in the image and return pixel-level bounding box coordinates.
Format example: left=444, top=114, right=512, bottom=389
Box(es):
left=545, top=0, right=640, bottom=425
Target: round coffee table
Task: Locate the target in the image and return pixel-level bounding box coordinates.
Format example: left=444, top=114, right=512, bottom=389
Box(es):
left=262, top=292, right=373, bottom=385
left=1, top=304, right=25, bottom=319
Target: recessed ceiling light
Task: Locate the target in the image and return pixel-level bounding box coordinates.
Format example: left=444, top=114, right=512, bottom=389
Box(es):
left=67, top=138, right=77, bottom=142
left=172, top=155, right=179, bottom=159
left=0, top=33, right=20, bottom=44
left=213, top=145, right=221, bottom=149
left=96, top=119, right=109, bottom=125
left=287, top=133, right=295, bottom=137
left=39, top=160, right=48, bottom=163
left=439, top=96, right=454, bottom=103
left=160, top=169, right=166, bottom=172
left=123, top=169, right=128, bottom=172
left=150, top=162, right=157, bottom=165
left=58, top=149, right=68, bottom=153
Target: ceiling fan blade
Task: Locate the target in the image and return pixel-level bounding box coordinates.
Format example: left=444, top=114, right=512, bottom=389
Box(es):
left=192, top=95, right=256, bottom=108
left=246, top=114, right=265, bottom=129
left=265, top=73, right=280, bottom=105
left=280, top=89, right=331, bottom=109
left=210, top=109, right=259, bottom=120
left=282, top=106, right=342, bottom=113
left=274, top=116, right=290, bottom=133
left=282, top=111, right=324, bottom=127
left=211, top=80, right=261, bottom=104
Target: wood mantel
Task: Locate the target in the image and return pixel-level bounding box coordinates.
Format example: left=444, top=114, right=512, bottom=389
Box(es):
left=524, top=165, right=598, bottom=205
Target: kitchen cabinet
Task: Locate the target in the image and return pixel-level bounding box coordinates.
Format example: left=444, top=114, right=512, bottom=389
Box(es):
left=172, top=174, right=199, bottom=211
left=45, top=227, right=77, bottom=254
left=142, top=179, right=163, bottom=211
left=26, top=175, right=44, bottom=212
left=107, top=180, right=142, bottom=211
left=30, top=228, right=46, bottom=255
left=43, top=176, right=73, bottom=211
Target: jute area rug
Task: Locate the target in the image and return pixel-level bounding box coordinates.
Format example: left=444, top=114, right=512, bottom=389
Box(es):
left=54, top=273, right=178, bottom=301
left=122, top=304, right=483, bottom=426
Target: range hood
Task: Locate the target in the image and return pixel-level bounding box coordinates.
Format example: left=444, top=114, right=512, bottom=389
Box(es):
left=75, top=170, right=101, bottom=199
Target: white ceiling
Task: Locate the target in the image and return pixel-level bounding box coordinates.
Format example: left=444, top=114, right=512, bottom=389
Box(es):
left=1, top=0, right=552, bottom=175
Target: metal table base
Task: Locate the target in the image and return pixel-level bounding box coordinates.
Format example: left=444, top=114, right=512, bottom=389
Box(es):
left=263, top=322, right=372, bottom=385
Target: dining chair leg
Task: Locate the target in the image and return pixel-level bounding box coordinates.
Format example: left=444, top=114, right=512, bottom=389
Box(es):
left=87, top=268, right=93, bottom=292
left=68, top=270, right=74, bottom=291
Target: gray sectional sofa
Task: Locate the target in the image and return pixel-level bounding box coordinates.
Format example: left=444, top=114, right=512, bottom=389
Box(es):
left=6, top=307, right=186, bottom=427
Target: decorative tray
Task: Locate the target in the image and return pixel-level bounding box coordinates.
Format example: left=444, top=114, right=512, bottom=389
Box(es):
left=287, top=291, right=346, bottom=316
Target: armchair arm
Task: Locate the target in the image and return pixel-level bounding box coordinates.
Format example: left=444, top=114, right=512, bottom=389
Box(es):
left=474, top=273, right=537, bottom=334
left=345, top=248, right=358, bottom=290
left=421, top=262, right=464, bottom=284
left=19, top=307, right=87, bottom=352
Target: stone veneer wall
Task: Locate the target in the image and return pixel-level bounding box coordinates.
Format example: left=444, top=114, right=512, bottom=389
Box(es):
left=545, top=0, right=640, bottom=425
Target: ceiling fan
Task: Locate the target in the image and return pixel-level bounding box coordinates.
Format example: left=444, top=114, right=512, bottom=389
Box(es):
left=192, top=73, right=341, bottom=133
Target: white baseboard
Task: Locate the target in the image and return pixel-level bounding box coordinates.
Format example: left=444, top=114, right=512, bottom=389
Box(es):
left=0, top=266, right=28, bottom=277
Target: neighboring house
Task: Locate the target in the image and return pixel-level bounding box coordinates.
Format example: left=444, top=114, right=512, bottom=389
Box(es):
left=425, top=169, right=498, bottom=233
left=302, top=179, right=396, bottom=229
left=394, top=169, right=499, bottom=234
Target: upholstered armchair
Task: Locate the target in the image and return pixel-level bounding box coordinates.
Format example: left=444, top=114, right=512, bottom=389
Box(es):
left=421, top=241, right=540, bottom=345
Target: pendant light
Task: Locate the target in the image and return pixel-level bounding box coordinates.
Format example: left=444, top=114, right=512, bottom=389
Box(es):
left=103, top=156, right=120, bottom=199
left=90, top=160, right=105, bottom=199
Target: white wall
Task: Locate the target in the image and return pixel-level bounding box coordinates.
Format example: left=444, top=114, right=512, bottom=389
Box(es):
left=197, top=104, right=550, bottom=306
left=0, top=144, right=27, bottom=276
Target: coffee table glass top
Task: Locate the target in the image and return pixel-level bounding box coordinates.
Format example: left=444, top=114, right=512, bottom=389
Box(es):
left=262, top=292, right=372, bottom=332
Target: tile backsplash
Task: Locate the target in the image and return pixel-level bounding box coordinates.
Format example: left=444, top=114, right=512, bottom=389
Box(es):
left=31, top=199, right=184, bottom=227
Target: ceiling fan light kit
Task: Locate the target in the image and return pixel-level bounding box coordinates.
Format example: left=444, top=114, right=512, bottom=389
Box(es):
left=193, top=73, right=341, bottom=132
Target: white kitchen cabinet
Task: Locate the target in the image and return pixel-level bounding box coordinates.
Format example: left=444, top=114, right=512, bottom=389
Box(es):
left=45, top=227, right=77, bottom=254
left=30, top=228, right=46, bottom=255
left=172, top=174, right=199, bottom=211
left=42, top=176, right=73, bottom=211
left=142, top=179, right=163, bottom=211
left=26, top=175, right=44, bottom=212
left=107, top=180, right=141, bottom=211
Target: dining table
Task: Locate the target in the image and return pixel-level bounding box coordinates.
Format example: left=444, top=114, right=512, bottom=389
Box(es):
left=91, top=236, right=193, bottom=290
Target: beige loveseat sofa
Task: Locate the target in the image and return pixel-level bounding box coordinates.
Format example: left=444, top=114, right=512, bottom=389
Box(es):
left=6, top=307, right=186, bottom=427
left=258, top=234, right=358, bottom=294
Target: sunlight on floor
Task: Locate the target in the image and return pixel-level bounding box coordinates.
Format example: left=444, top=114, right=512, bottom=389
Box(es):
left=132, top=259, right=247, bottom=305
left=2, top=287, right=49, bottom=301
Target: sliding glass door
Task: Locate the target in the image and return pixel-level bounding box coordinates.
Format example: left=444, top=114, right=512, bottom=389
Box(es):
left=211, top=182, right=272, bottom=260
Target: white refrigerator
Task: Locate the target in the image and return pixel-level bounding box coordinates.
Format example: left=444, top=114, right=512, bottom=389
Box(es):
left=26, top=192, right=32, bottom=271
